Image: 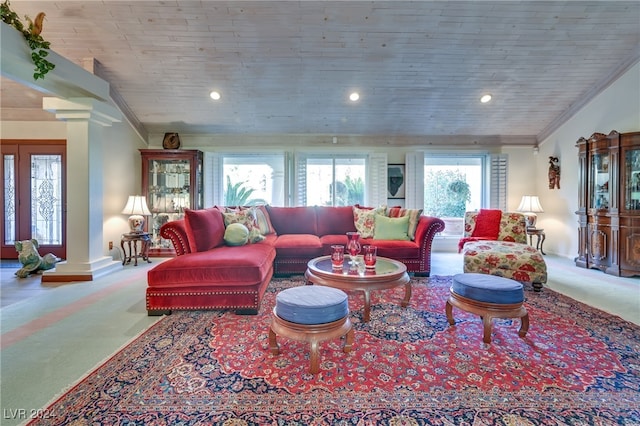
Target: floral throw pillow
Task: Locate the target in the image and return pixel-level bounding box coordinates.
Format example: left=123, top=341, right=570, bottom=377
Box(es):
left=223, top=209, right=265, bottom=243
left=353, top=205, right=386, bottom=238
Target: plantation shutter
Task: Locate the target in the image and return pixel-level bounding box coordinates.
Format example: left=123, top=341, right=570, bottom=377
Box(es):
left=294, top=153, right=307, bottom=207
left=367, top=153, right=387, bottom=206
left=203, top=152, right=223, bottom=207
left=489, top=154, right=508, bottom=210
left=405, top=152, right=424, bottom=209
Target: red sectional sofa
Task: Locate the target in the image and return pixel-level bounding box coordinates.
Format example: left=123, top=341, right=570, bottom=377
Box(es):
left=146, top=205, right=445, bottom=316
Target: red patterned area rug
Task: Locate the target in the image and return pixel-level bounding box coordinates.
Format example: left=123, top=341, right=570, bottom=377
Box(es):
left=30, top=276, right=639, bottom=425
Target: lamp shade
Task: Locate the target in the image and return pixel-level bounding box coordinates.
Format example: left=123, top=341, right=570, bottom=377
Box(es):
left=517, top=195, right=544, bottom=213
left=517, top=195, right=544, bottom=229
left=122, top=195, right=151, bottom=233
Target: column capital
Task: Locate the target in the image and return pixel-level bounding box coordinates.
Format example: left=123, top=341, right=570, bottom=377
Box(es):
left=43, top=97, right=121, bottom=126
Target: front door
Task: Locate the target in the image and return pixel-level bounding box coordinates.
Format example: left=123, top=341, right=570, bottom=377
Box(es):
left=1, top=140, right=66, bottom=259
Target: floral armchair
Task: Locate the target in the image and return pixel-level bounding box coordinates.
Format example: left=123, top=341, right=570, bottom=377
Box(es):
left=460, top=211, right=547, bottom=291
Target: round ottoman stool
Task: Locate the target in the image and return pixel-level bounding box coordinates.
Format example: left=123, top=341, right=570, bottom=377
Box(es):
left=445, top=273, right=529, bottom=344
left=268, top=286, right=354, bottom=374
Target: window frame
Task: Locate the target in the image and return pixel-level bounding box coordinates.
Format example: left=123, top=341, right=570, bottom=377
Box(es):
left=294, top=153, right=368, bottom=207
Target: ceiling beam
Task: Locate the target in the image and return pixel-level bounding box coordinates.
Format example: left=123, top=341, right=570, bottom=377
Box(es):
left=0, top=22, right=110, bottom=101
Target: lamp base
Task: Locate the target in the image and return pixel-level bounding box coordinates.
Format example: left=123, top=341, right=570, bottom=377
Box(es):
left=128, top=215, right=146, bottom=233
left=523, top=213, right=537, bottom=229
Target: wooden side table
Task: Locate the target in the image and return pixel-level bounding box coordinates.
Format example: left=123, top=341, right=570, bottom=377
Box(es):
left=121, top=232, right=152, bottom=266
left=526, top=228, right=546, bottom=255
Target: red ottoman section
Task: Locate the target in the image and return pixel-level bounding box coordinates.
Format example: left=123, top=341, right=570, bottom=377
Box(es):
left=147, top=243, right=275, bottom=315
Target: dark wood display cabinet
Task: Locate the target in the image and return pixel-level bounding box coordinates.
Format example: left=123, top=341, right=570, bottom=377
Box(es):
left=140, top=149, right=203, bottom=256
left=575, top=130, right=640, bottom=277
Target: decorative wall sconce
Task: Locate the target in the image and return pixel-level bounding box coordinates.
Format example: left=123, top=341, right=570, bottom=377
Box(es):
left=548, top=156, right=560, bottom=189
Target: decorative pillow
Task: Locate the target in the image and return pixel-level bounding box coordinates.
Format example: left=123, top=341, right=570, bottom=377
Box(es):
left=471, top=209, right=502, bottom=239
left=224, top=223, right=250, bottom=246
left=223, top=209, right=265, bottom=243
left=353, top=205, right=386, bottom=238
left=265, top=206, right=318, bottom=235
left=252, top=205, right=276, bottom=235
left=183, top=207, right=225, bottom=252
left=386, top=207, right=423, bottom=240
left=373, top=214, right=410, bottom=240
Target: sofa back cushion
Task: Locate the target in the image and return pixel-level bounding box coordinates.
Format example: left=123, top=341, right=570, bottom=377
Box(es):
left=316, top=206, right=357, bottom=236
left=266, top=206, right=318, bottom=235
left=184, top=207, right=225, bottom=252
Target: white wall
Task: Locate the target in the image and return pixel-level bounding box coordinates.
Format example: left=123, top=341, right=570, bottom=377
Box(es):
left=2, top=119, right=147, bottom=257
left=0, top=121, right=67, bottom=139
left=536, top=61, right=640, bottom=259
left=101, top=122, right=149, bottom=254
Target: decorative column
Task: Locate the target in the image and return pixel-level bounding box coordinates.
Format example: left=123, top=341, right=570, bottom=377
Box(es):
left=41, top=97, right=122, bottom=282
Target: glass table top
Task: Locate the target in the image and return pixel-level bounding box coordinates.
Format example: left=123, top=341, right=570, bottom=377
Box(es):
left=308, top=255, right=405, bottom=277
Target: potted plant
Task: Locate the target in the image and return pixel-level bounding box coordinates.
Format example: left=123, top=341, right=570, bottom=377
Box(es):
left=446, top=180, right=471, bottom=217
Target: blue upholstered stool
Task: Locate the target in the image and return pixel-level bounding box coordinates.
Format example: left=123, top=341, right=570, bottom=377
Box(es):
left=269, top=286, right=354, bottom=374
left=446, top=273, right=529, bottom=343
left=275, top=286, right=349, bottom=324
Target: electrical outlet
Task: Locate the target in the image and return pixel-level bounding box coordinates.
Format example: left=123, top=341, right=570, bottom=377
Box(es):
left=109, top=241, right=113, bottom=250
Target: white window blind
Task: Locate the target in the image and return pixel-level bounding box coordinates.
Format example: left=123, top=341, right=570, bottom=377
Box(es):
left=203, top=151, right=223, bottom=207
left=294, top=153, right=307, bottom=206
left=489, top=154, right=508, bottom=210
left=405, top=152, right=425, bottom=209
left=367, top=153, right=387, bottom=206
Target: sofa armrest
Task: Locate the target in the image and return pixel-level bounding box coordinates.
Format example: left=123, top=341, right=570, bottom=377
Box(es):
left=413, top=215, right=446, bottom=275
left=160, top=219, right=191, bottom=256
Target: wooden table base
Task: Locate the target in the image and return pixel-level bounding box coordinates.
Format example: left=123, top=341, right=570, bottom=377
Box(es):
left=445, top=290, right=529, bottom=344
left=269, top=310, right=354, bottom=374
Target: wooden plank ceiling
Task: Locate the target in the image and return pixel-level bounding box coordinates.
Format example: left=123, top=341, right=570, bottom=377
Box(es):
left=1, top=1, right=639, bottom=145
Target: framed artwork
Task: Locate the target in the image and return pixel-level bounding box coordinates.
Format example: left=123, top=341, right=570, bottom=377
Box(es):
left=387, top=164, right=405, bottom=199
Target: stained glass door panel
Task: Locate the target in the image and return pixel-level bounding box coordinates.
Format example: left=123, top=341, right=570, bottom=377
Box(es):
left=1, top=143, right=66, bottom=259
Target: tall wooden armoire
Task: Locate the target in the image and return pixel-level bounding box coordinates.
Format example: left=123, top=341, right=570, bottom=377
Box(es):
left=575, top=130, right=640, bottom=277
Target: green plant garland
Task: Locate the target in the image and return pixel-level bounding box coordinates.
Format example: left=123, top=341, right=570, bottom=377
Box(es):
left=1, top=0, right=55, bottom=80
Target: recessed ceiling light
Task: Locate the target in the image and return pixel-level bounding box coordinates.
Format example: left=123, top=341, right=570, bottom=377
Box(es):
left=349, top=92, right=360, bottom=102
left=210, top=91, right=221, bottom=100
left=480, top=94, right=492, bottom=103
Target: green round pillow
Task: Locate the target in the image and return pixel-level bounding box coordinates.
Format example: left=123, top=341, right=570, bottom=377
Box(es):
left=224, top=223, right=250, bottom=246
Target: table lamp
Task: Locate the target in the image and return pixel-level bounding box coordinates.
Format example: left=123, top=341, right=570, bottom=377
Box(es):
left=121, top=195, right=151, bottom=233
left=517, top=195, right=544, bottom=229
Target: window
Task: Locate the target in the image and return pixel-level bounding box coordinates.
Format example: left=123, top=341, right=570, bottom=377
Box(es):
left=296, top=155, right=366, bottom=206
left=217, top=154, right=285, bottom=206
left=424, top=155, right=485, bottom=237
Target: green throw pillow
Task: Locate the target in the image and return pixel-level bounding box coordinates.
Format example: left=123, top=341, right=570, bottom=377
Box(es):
left=224, top=223, right=250, bottom=246
left=373, top=214, right=410, bottom=240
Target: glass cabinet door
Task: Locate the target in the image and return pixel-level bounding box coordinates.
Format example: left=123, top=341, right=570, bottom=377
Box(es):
left=624, top=148, right=640, bottom=211
left=590, top=152, right=610, bottom=210
left=147, top=158, right=192, bottom=215
left=141, top=149, right=203, bottom=256
left=146, top=158, right=192, bottom=251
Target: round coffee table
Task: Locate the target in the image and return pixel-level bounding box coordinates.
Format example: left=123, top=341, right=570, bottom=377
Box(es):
left=305, top=256, right=411, bottom=322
